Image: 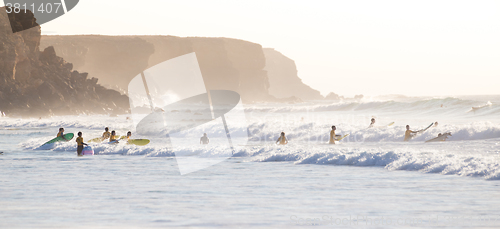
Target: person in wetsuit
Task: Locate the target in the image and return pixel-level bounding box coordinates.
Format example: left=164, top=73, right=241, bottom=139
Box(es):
left=200, top=133, right=210, bottom=144
left=102, top=127, right=111, bottom=140
left=329, top=126, right=337, bottom=144
left=276, top=132, right=288, bottom=145
left=404, top=125, right=418, bottom=141
left=76, top=132, right=88, bottom=156
left=57, top=128, right=68, bottom=141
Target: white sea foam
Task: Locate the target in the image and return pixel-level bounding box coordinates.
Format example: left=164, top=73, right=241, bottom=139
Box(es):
left=9, top=95, right=500, bottom=180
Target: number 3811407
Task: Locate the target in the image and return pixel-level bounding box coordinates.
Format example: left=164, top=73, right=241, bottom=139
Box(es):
left=5, top=2, right=63, bottom=14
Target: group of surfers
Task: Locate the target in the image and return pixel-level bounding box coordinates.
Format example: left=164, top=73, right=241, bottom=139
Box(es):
left=56, top=118, right=451, bottom=150
left=56, top=127, right=133, bottom=156
left=275, top=118, right=450, bottom=145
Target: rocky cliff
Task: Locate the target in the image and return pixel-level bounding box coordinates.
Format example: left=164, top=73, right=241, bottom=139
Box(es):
left=39, top=35, right=155, bottom=93
left=263, top=48, right=324, bottom=101
left=41, top=35, right=275, bottom=102
left=139, top=36, right=272, bottom=102
left=0, top=7, right=129, bottom=117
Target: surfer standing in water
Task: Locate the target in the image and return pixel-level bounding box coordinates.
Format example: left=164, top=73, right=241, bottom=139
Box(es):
left=126, top=131, right=132, bottom=143
left=109, top=131, right=118, bottom=143
left=329, top=126, right=337, bottom=144
left=369, top=118, right=376, bottom=128
left=76, top=132, right=88, bottom=156
left=404, top=125, right=418, bottom=141
left=276, top=132, right=288, bottom=145
left=200, top=133, right=209, bottom=144
left=57, top=128, right=69, bottom=141
left=102, top=127, right=111, bottom=140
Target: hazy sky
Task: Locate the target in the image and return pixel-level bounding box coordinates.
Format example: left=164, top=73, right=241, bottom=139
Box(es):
left=4, top=0, right=499, bottom=97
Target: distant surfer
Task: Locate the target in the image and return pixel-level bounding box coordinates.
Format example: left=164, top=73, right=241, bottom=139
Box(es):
left=76, top=132, right=88, bottom=156
left=329, top=126, right=337, bottom=144
left=126, top=131, right=132, bottom=142
left=434, top=122, right=438, bottom=127
left=276, top=132, right=288, bottom=145
left=200, top=133, right=209, bottom=144
left=404, top=125, right=418, bottom=141
left=102, top=127, right=111, bottom=140
left=109, top=130, right=118, bottom=143
left=369, top=118, right=376, bottom=128
left=57, top=128, right=69, bottom=141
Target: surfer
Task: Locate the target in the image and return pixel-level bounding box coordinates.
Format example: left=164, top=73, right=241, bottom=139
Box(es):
left=434, top=122, right=438, bottom=127
left=126, top=131, right=132, bottom=142
left=404, top=125, right=418, bottom=141
left=439, top=132, right=451, bottom=141
left=200, top=133, right=210, bottom=144
left=369, top=118, right=376, bottom=128
left=76, top=132, right=88, bottom=156
left=425, top=132, right=452, bottom=143
left=276, top=132, right=288, bottom=145
left=102, top=127, right=111, bottom=140
left=329, top=126, right=337, bottom=144
left=109, top=130, right=118, bottom=143
left=57, top=128, right=69, bottom=141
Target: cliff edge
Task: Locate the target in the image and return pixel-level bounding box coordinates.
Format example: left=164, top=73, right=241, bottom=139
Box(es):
left=263, top=48, right=324, bottom=101
left=0, top=7, right=129, bottom=117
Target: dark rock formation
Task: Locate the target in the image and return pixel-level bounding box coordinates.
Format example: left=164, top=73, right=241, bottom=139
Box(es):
left=263, top=48, right=324, bottom=101
left=38, top=35, right=154, bottom=93
left=0, top=8, right=129, bottom=117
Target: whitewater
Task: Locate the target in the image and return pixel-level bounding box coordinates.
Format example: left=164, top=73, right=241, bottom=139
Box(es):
left=1, top=95, right=500, bottom=228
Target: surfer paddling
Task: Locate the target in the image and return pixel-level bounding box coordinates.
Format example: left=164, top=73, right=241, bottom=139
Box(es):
left=276, top=132, right=288, bottom=145
left=76, top=132, right=88, bottom=156
left=425, top=132, right=452, bottom=143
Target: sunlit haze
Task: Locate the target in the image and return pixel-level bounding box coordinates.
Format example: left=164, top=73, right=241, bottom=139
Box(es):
left=5, top=0, right=499, bottom=97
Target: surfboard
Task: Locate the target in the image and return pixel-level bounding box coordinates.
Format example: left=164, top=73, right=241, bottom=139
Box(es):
left=425, top=133, right=452, bottom=143
left=374, top=122, right=395, bottom=128
left=336, top=134, right=350, bottom=141
left=42, top=133, right=74, bottom=146
left=88, top=137, right=104, bottom=143
left=408, top=123, right=434, bottom=140
left=418, top=123, right=434, bottom=133
left=127, top=139, right=150, bottom=146
left=82, top=146, right=94, bottom=155
left=107, top=140, right=120, bottom=144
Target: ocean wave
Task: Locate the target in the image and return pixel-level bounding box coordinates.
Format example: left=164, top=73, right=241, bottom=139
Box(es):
left=242, top=145, right=500, bottom=180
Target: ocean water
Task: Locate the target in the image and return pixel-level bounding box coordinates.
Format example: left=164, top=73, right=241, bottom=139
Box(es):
left=1, top=95, right=500, bottom=228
